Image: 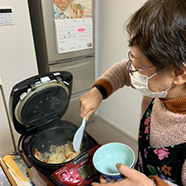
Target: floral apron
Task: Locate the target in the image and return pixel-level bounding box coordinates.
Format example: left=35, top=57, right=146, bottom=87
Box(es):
left=135, top=99, right=186, bottom=185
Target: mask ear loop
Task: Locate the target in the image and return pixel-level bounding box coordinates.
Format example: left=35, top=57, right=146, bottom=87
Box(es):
left=165, top=83, right=174, bottom=92
left=146, top=69, right=174, bottom=92
left=182, top=62, right=186, bottom=67
left=147, top=72, right=158, bottom=80
left=147, top=67, right=167, bottom=80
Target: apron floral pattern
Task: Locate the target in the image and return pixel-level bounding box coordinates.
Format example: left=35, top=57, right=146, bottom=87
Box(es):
left=135, top=99, right=186, bottom=186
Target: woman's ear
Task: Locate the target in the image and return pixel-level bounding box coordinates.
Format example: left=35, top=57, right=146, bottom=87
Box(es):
left=173, top=63, right=186, bottom=85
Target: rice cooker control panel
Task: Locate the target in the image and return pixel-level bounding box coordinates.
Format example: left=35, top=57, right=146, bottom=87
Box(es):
left=51, top=145, right=101, bottom=186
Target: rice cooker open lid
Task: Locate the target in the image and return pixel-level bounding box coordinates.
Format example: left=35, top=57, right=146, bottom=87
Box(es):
left=10, top=71, right=73, bottom=135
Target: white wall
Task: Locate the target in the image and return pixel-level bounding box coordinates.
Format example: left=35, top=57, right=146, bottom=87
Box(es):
left=95, top=0, right=146, bottom=139
left=0, top=0, right=38, bottom=156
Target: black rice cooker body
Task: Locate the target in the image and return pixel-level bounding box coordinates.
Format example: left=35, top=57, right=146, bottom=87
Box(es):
left=9, top=71, right=89, bottom=168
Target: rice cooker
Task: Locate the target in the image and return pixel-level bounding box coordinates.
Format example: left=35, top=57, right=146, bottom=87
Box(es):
left=9, top=71, right=100, bottom=186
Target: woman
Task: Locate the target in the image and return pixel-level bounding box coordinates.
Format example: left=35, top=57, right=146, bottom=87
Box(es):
left=80, top=0, right=186, bottom=185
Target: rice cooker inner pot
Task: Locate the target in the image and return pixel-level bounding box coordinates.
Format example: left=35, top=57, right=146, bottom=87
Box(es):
left=29, top=124, right=89, bottom=167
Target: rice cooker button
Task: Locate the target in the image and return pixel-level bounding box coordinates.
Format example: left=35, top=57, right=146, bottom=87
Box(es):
left=76, top=178, right=80, bottom=183
left=69, top=168, right=74, bottom=174
left=60, top=171, right=68, bottom=181
left=69, top=176, right=74, bottom=182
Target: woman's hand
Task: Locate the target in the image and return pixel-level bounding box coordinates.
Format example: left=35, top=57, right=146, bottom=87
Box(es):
left=91, top=164, right=154, bottom=186
left=80, top=87, right=103, bottom=121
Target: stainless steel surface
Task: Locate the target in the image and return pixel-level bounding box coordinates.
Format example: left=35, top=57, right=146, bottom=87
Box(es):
left=28, top=0, right=95, bottom=125
left=28, top=0, right=95, bottom=71
left=49, top=57, right=95, bottom=95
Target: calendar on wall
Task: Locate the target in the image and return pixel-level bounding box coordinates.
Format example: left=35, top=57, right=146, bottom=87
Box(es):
left=52, top=0, right=93, bottom=54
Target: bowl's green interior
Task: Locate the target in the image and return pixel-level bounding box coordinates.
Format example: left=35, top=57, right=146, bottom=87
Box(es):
left=93, top=143, right=135, bottom=175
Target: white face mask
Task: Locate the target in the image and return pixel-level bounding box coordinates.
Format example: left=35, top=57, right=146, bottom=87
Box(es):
left=129, top=71, right=174, bottom=98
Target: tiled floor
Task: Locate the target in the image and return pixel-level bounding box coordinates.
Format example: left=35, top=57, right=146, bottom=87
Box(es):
left=85, top=116, right=138, bottom=160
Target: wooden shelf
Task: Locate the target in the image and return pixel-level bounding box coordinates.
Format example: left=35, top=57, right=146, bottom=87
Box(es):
left=0, top=157, right=17, bottom=186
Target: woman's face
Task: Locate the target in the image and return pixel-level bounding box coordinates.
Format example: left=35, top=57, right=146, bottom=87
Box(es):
left=130, top=46, right=176, bottom=96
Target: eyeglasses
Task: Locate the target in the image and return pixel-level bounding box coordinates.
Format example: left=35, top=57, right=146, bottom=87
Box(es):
left=127, top=51, right=154, bottom=75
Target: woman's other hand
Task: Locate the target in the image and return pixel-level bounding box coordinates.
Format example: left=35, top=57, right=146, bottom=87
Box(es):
left=80, top=87, right=103, bottom=121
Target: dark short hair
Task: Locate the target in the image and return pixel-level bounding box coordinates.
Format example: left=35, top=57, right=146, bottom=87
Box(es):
left=126, top=0, right=186, bottom=71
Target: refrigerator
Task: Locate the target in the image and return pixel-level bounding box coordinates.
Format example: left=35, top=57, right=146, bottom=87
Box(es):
left=28, top=0, right=95, bottom=125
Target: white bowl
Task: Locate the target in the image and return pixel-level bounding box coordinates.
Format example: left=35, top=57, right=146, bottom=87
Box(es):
left=93, top=142, right=135, bottom=181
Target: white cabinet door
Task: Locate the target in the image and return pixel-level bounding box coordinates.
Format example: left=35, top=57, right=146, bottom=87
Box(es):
left=0, top=92, right=14, bottom=157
